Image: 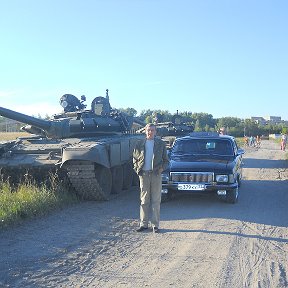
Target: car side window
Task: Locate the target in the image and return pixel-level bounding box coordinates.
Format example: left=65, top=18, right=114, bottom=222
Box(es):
left=232, top=141, right=238, bottom=155
left=214, top=141, right=233, bottom=155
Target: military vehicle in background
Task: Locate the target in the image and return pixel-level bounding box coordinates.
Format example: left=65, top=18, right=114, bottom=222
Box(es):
left=136, top=112, right=194, bottom=147
left=0, top=89, right=143, bottom=200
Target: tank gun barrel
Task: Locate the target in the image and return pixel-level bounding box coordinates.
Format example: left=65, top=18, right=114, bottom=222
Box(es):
left=0, top=105, right=133, bottom=139
left=0, top=91, right=135, bottom=139
left=0, top=106, right=51, bottom=131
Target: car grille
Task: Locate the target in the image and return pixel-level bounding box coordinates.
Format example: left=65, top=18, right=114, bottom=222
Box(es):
left=170, top=172, right=214, bottom=183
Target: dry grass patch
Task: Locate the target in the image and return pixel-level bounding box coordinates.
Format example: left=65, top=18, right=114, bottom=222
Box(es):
left=0, top=132, right=31, bottom=141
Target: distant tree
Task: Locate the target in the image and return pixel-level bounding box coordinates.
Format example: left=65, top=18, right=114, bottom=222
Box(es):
left=216, top=117, right=242, bottom=130
left=194, top=119, right=201, bottom=131
left=191, top=113, right=215, bottom=131
left=118, top=107, right=137, bottom=117
left=242, top=119, right=261, bottom=136
left=139, top=109, right=154, bottom=119
left=139, top=109, right=172, bottom=123
left=204, top=124, right=211, bottom=132
left=145, top=115, right=153, bottom=123
left=282, top=127, right=288, bottom=134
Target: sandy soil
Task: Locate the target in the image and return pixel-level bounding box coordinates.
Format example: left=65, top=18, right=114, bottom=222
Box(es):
left=0, top=140, right=287, bottom=288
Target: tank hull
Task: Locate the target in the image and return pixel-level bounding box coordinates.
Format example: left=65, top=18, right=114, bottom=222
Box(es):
left=0, top=134, right=144, bottom=200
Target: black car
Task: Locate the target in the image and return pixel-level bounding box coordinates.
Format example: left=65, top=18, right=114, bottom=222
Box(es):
left=161, top=132, right=245, bottom=203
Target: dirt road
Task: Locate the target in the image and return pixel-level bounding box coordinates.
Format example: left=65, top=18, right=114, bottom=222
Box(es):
left=0, top=140, right=287, bottom=288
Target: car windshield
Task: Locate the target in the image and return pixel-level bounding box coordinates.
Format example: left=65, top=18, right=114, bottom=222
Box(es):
left=172, top=139, right=234, bottom=156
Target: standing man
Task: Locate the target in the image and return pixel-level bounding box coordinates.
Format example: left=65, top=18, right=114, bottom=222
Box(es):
left=133, top=123, right=169, bottom=233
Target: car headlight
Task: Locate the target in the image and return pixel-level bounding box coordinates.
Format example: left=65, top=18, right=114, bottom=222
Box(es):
left=216, top=174, right=234, bottom=183
left=216, top=174, right=229, bottom=182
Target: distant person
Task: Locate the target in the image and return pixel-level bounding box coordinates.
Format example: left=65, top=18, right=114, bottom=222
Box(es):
left=249, top=136, right=256, bottom=147
left=219, top=127, right=226, bottom=135
left=244, top=135, right=249, bottom=147
left=256, top=135, right=261, bottom=148
left=249, top=136, right=253, bottom=146
left=281, top=133, right=287, bottom=151
left=133, top=123, right=169, bottom=233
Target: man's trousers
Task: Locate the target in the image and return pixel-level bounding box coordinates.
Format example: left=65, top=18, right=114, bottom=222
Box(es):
left=139, top=171, right=162, bottom=228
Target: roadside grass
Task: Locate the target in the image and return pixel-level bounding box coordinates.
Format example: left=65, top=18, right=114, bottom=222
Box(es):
left=235, top=137, right=245, bottom=148
left=273, top=138, right=288, bottom=160
left=0, top=132, right=80, bottom=228
left=0, top=175, right=79, bottom=229
left=0, top=132, right=30, bottom=141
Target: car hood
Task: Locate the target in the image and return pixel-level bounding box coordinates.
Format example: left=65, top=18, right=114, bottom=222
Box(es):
left=169, top=155, right=234, bottom=172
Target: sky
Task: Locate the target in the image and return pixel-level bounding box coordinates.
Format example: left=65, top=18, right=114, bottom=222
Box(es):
left=0, top=0, right=287, bottom=120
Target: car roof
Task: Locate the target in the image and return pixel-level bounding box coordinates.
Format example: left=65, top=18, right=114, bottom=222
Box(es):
left=176, top=132, right=235, bottom=141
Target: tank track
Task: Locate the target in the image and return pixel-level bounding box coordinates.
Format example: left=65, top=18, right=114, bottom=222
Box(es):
left=65, top=161, right=111, bottom=201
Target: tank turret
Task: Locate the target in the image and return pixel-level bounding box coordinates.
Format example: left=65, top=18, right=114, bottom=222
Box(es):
left=136, top=113, right=194, bottom=137
left=0, top=89, right=134, bottom=139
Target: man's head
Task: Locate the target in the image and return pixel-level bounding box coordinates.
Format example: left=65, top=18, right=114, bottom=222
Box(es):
left=219, top=127, right=226, bottom=135
left=145, top=123, right=157, bottom=140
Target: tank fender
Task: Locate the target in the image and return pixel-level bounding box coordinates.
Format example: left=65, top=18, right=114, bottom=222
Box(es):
left=60, top=143, right=110, bottom=168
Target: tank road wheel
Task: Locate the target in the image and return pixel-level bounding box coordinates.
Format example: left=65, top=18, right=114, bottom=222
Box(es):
left=122, top=162, right=134, bottom=190
left=111, top=165, right=124, bottom=194
left=65, top=161, right=112, bottom=201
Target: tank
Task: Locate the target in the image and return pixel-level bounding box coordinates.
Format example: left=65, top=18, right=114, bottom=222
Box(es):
left=136, top=112, right=194, bottom=148
left=0, top=89, right=144, bottom=200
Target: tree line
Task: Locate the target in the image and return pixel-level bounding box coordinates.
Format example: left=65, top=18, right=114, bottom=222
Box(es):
left=119, top=108, right=287, bottom=137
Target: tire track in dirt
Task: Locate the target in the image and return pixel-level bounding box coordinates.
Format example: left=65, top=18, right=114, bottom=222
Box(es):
left=217, top=140, right=288, bottom=288
left=1, top=140, right=287, bottom=288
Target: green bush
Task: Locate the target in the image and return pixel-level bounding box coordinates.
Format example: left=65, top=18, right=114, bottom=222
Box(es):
left=0, top=176, right=78, bottom=228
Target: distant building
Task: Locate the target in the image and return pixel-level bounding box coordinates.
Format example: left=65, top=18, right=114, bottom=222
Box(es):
left=251, top=116, right=284, bottom=125
left=264, top=116, right=282, bottom=124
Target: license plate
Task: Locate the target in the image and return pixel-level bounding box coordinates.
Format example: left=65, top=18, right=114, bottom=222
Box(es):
left=178, top=184, right=205, bottom=191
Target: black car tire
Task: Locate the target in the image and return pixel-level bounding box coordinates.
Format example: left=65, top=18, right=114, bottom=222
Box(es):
left=237, top=175, right=242, bottom=188
left=161, top=190, right=173, bottom=203
left=226, top=185, right=239, bottom=204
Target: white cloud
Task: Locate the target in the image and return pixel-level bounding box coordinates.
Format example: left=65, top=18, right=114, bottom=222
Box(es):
left=12, top=103, right=61, bottom=117
left=0, top=89, right=63, bottom=117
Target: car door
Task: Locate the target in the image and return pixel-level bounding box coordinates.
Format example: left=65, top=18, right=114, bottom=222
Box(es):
left=232, top=139, right=244, bottom=182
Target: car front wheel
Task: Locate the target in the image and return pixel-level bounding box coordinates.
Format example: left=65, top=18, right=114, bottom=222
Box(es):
left=226, top=184, right=239, bottom=204
left=161, top=190, right=174, bottom=203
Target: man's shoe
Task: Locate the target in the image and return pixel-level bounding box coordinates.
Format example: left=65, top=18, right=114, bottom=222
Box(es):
left=153, top=227, right=159, bottom=233
left=136, top=226, right=148, bottom=232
